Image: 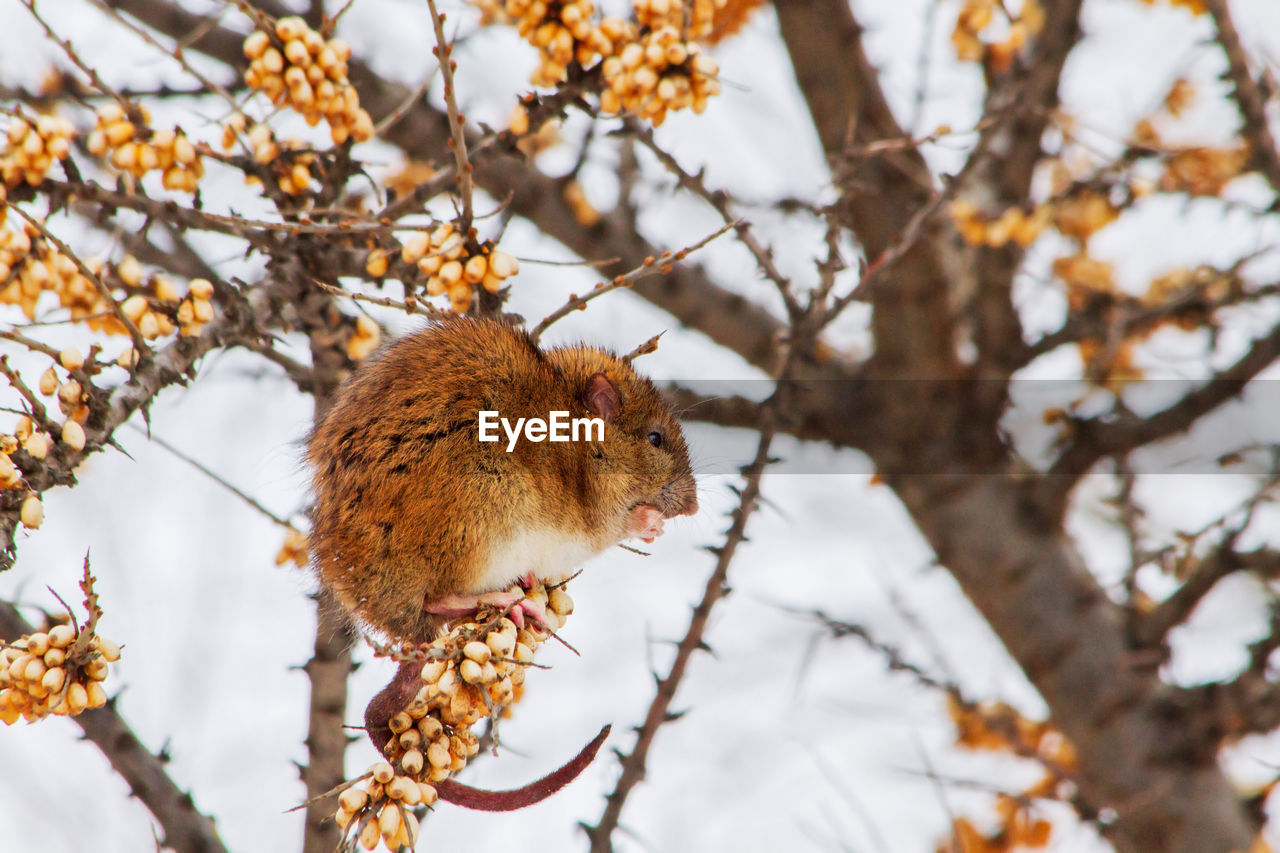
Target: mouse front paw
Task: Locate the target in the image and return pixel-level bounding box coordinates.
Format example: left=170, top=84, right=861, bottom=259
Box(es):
left=425, top=589, right=524, bottom=619
left=506, top=596, right=552, bottom=631
left=425, top=588, right=555, bottom=632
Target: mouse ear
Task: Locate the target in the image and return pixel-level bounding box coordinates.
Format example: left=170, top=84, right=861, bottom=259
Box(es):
left=585, top=372, right=619, bottom=421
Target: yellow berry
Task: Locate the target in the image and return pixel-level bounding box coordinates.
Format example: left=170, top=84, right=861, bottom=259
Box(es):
left=19, top=495, right=41, bottom=529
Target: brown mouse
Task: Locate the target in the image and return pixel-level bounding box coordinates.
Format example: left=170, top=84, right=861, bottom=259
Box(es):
left=306, top=315, right=697, bottom=807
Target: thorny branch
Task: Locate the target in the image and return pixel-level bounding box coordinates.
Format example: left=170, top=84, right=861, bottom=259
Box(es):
left=1204, top=0, right=1280, bottom=199
left=529, top=220, right=737, bottom=342
left=424, top=0, right=475, bottom=233
left=624, top=121, right=801, bottom=320
left=583, top=322, right=813, bottom=851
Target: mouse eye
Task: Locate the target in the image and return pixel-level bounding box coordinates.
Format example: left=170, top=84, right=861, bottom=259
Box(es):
left=647, top=431, right=663, bottom=448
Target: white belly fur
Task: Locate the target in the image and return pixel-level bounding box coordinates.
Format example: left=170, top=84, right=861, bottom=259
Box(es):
left=477, top=526, right=601, bottom=592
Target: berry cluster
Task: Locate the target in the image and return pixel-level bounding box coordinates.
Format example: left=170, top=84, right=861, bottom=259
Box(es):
left=950, top=0, right=1044, bottom=72
left=242, top=17, right=374, bottom=145
left=504, top=0, right=615, bottom=87
left=1, top=114, right=73, bottom=189
left=335, top=761, right=438, bottom=851
left=86, top=104, right=204, bottom=193
left=34, top=351, right=96, bottom=451
left=632, top=0, right=721, bottom=40
left=274, top=528, right=309, bottom=568
left=400, top=222, right=520, bottom=312
left=39, top=366, right=87, bottom=427
left=1160, top=146, right=1249, bottom=198
left=949, top=200, right=1049, bottom=249
left=495, top=0, right=726, bottom=125
left=175, top=278, right=215, bottom=338
left=0, top=447, right=39, bottom=531
left=118, top=259, right=179, bottom=342
left=0, top=224, right=108, bottom=327
left=335, top=582, right=573, bottom=851
left=599, top=27, right=720, bottom=123
left=220, top=118, right=320, bottom=197
left=0, top=625, right=119, bottom=724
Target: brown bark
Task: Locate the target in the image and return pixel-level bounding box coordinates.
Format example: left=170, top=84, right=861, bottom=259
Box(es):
left=773, top=0, right=955, bottom=379
left=299, top=592, right=353, bottom=853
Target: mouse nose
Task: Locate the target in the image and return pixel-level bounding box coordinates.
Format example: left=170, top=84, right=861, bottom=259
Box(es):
left=661, top=474, right=698, bottom=518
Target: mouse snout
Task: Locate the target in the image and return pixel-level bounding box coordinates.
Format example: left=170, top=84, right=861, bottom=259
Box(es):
left=659, top=474, right=698, bottom=518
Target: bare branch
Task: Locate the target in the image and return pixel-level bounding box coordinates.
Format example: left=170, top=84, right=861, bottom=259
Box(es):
left=424, top=0, right=474, bottom=233
left=1204, top=0, right=1280, bottom=197
left=299, top=592, right=355, bottom=853
left=529, top=220, right=737, bottom=342
left=624, top=121, right=801, bottom=320
left=125, top=425, right=296, bottom=529
left=584, top=323, right=812, bottom=851
left=19, top=0, right=132, bottom=112
left=84, top=0, right=239, bottom=111
left=1045, top=319, right=1280, bottom=496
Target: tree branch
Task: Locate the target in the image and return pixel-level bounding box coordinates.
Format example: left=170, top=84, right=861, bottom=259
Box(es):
left=1045, top=319, right=1280, bottom=498
left=583, top=327, right=811, bottom=851
left=1135, top=545, right=1280, bottom=647
left=1203, top=0, right=1280, bottom=199
left=772, top=0, right=956, bottom=376
left=887, top=472, right=1257, bottom=852
left=964, top=0, right=1083, bottom=377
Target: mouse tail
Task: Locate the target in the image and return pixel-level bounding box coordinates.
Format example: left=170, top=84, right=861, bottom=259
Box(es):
left=435, top=724, right=612, bottom=811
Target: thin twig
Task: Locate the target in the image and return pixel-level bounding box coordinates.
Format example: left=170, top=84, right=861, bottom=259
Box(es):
left=529, top=220, right=737, bottom=343
left=124, top=423, right=297, bottom=529
left=625, top=120, right=802, bottom=320
left=1204, top=0, right=1280, bottom=197
left=19, top=0, right=131, bottom=111
left=85, top=0, right=240, bottom=112
left=313, top=279, right=447, bottom=319
left=0, top=357, right=59, bottom=437
left=373, top=69, right=439, bottom=138
left=424, top=0, right=474, bottom=232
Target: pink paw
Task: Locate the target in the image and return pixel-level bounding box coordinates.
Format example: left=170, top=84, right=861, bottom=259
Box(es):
left=425, top=588, right=555, bottom=631
left=426, top=589, right=523, bottom=618
left=507, top=597, right=553, bottom=632
left=624, top=504, right=665, bottom=544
